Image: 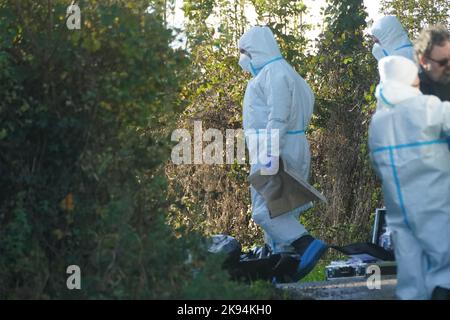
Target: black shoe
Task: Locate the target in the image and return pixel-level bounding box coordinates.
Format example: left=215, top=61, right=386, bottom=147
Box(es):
left=432, top=286, right=450, bottom=300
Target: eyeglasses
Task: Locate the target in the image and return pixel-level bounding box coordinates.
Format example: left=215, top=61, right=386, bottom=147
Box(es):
left=428, top=56, right=450, bottom=67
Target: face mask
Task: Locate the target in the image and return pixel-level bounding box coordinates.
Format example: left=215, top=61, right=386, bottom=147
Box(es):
left=239, top=53, right=254, bottom=76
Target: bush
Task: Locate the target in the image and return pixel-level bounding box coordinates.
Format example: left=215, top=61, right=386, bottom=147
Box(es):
left=0, top=0, right=210, bottom=299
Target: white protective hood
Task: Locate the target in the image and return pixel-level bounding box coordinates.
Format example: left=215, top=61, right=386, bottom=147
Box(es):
left=376, top=56, right=421, bottom=107
left=238, top=26, right=282, bottom=72
left=370, top=16, right=415, bottom=62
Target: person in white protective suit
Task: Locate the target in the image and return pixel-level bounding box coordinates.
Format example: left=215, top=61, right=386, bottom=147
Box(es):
left=370, top=16, right=415, bottom=62
left=369, top=55, right=450, bottom=300
left=238, top=26, right=327, bottom=280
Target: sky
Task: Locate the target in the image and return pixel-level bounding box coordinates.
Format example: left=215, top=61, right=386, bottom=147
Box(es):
left=168, top=0, right=384, bottom=48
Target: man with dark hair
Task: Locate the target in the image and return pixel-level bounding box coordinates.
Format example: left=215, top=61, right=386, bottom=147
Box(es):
left=414, top=25, right=450, bottom=101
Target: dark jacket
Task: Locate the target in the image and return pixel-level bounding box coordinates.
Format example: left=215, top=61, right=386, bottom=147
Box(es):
left=419, top=70, right=450, bottom=102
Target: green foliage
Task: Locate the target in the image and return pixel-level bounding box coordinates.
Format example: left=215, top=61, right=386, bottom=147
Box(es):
left=251, top=0, right=311, bottom=72
left=181, top=254, right=275, bottom=299
left=299, top=259, right=329, bottom=283
left=380, top=0, right=450, bottom=37
left=0, top=0, right=205, bottom=299
left=303, top=0, right=382, bottom=245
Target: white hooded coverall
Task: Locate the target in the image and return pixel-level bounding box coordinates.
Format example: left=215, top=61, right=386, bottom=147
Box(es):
left=370, top=16, right=415, bottom=62
left=369, top=56, right=450, bottom=299
left=238, top=26, right=315, bottom=254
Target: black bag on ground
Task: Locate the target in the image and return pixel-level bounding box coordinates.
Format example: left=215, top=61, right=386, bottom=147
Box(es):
left=207, top=235, right=300, bottom=282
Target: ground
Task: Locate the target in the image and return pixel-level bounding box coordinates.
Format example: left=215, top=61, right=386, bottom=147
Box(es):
left=278, top=276, right=397, bottom=300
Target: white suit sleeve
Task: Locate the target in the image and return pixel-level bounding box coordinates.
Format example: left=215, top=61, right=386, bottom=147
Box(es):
left=261, top=70, right=292, bottom=155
